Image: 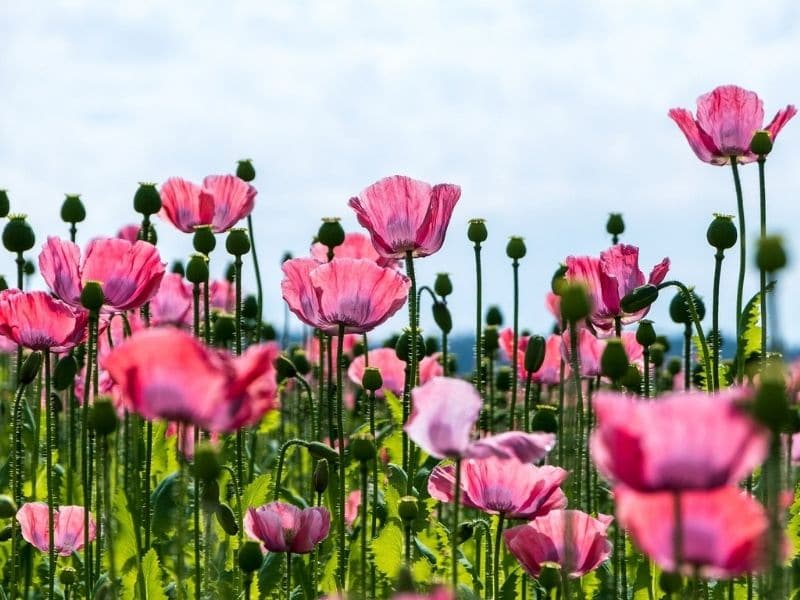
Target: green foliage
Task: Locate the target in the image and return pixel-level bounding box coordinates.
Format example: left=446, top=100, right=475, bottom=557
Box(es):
left=141, top=548, right=168, bottom=600
left=242, top=473, right=272, bottom=511
left=113, top=489, right=140, bottom=599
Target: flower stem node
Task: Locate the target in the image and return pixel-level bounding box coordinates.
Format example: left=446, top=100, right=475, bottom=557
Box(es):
left=193, top=443, right=222, bottom=481
left=559, top=283, right=591, bottom=323
left=485, top=305, right=503, bottom=326
left=80, top=281, right=105, bottom=311
left=60, top=194, right=86, bottom=224
left=91, top=397, right=118, bottom=436
left=756, top=235, right=787, bottom=273
left=3, top=215, right=35, bottom=254
left=362, top=366, right=383, bottom=392
left=524, top=335, right=546, bottom=373
left=606, top=213, right=625, bottom=237
left=635, top=320, right=657, bottom=348
left=706, top=215, right=737, bottom=251
left=0, top=494, right=17, bottom=518
left=19, top=351, right=43, bottom=385
left=193, top=225, right=216, bottom=255
left=467, top=219, right=488, bottom=244
left=601, top=339, right=629, bottom=382
left=433, top=273, right=453, bottom=298
left=398, top=495, right=419, bottom=523
left=186, top=254, right=210, bottom=285
left=530, top=405, right=558, bottom=433
left=506, top=236, right=526, bottom=260
left=750, top=130, right=773, bottom=156
left=619, top=284, right=659, bottom=314
left=217, top=503, right=240, bottom=537
left=317, top=218, right=345, bottom=250
left=236, top=159, right=256, bottom=182
left=226, top=228, right=251, bottom=256
left=313, top=458, right=330, bottom=494
left=350, top=433, right=376, bottom=462
left=238, top=540, right=263, bottom=573
left=133, top=183, right=162, bottom=216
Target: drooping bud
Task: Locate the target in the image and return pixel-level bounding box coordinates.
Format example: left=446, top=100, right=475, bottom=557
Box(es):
left=433, top=273, right=453, bottom=298
left=432, top=302, right=452, bottom=334
left=275, top=354, right=297, bottom=383
left=53, top=355, right=78, bottom=391
left=133, top=183, right=162, bottom=216
left=217, top=503, right=240, bottom=536
left=669, top=289, right=705, bottom=324
left=291, top=350, right=311, bottom=376
left=236, top=159, right=256, bottom=182
left=619, top=284, right=658, bottom=314
left=551, top=264, right=568, bottom=296
left=313, top=458, right=330, bottom=494
left=524, top=335, right=546, bottom=374
left=457, top=522, right=474, bottom=544
left=19, top=351, right=43, bottom=385
left=506, top=236, right=526, bottom=260
left=467, top=219, right=488, bottom=244
left=307, top=441, right=340, bottom=462
left=706, top=214, right=737, bottom=251
left=60, top=194, right=86, bottom=224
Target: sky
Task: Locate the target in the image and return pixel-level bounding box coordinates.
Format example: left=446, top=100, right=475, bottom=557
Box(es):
left=2, top=1, right=800, bottom=348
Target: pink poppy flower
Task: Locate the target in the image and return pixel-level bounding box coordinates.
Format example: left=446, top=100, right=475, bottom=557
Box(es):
left=590, top=389, right=768, bottom=491
left=345, top=490, right=361, bottom=529
left=305, top=334, right=360, bottom=367
left=669, top=85, right=796, bottom=165
left=565, top=245, right=669, bottom=335
left=347, top=348, right=406, bottom=397
left=616, top=486, right=772, bottom=577
left=561, top=328, right=604, bottom=377
left=348, top=175, right=461, bottom=259
left=311, top=232, right=400, bottom=269
left=0, top=290, right=87, bottom=352
left=545, top=292, right=561, bottom=324
left=16, top=502, right=96, bottom=556
left=165, top=423, right=219, bottom=459
left=160, top=175, right=256, bottom=233
left=244, top=502, right=330, bottom=554
left=103, top=328, right=279, bottom=432
left=499, top=329, right=565, bottom=383
left=504, top=510, right=613, bottom=579
left=419, top=353, right=445, bottom=382
left=149, top=273, right=193, bottom=327
left=428, top=456, right=567, bottom=519
left=116, top=224, right=142, bottom=242
left=39, top=236, right=165, bottom=312
left=281, top=257, right=410, bottom=335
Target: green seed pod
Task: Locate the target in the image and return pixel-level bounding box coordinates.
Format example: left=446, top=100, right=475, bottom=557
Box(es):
left=226, top=228, right=251, bottom=256
left=238, top=540, right=263, bottom=572
left=524, top=335, right=546, bottom=374
left=551, top=264, right=568, bottom=296
left=530, top=406, right=558, bottom=433
left=621, top=364, right=642, bottom=393
left=185, top=254, right=209, bottom=285
left=667, top=357, right=682, bottom=376
left=395, top=329, right=425, bottom=363
left=242, top=295, right=258, bottom=319
left=213, top=314, right=236, bottom=345
left=649, top=343, right=665, bottom=368
left=539, top=566, right=560, bottom=590
left=457, top=522, right=474, bottom=544
left=606, top=213, right=625, bottom=237
left=750, top=130, right=773, bottom=156
left=433, top=273, right=453, bottom=298
left=193, top=443, right=222, bottom=481
left=483, top=326, right=499, bottom=354
left=60, top=194, right=86, bottom=224
left=362, top=366, right=383, bottom=392
left=53, top=355, right=78, bottom=391
left=0, top=494, right=18, bottom=518
left=659, top=572, right=683, bottom=594
left=756, top=235, right=787, bottom=273
left=133, top=183, right=162, bottom=216
left=350, top=433, right=376, bottom=462
left=3, top=215, right=35, bottom=254
left=506, top=236, right=526, bottom=260
left=559, top=283, right=591, bottom=323
left=0, top=190, right=9, bottom=218
left=80, top=281, right=105, bottom=311
left=313, top=458, right=330, bottom=494
left=669, top=290, right=705, bottom=324
left=619, top=284, right=658, bottom=314
left=706, top=214, right=737, bottom=251
left=398, top=495, right=419, bottom=522
left=485, top=305, right=503, bottom=326
left=216, top=503, right=240, bottom=536
left=467, top=219, right=488, bottom=244
left=432, top=302, right=452, bottom=334
left=19, top=351, right=43, bottom=385
left=291, top=350, right=311, bottom=376
left=91, top=397, right=118, bottom=436
left=275, top=354, right=297, bottom=383
left=495, top=366, right=513, bottom=392
left=59, top=566, right=77, bottom=586
left=601, top=339, right=629, bottom=381
left=193, top=225, right=216, bottom=255
left=635, top=320, right=657, bottom=348
left=318, top=218, right=345, bottom=249
left=236, top=159, right=256, bottom=182
left=171, top=260, right=185, bottom=276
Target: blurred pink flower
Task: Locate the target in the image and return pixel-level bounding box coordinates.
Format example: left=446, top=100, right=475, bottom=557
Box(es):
left=160, top=175, right=256, bottom=233
left=165, top=423, right=219, bottom=459
left=311, top=231, right=400, bottom=268
left=349, top=175, right=460, bottom=259
left=306, top=333, right=360, bottom=367
left=669, top=85, right=796, bottom=165
left=499, top=329, right=565, bottom=383
left=116, top=224, right=141, bottom=242
left=0, top=290, right=87, bottom=352
left=149, top=272, right=193, bottom=327
left=16, top=502, right=96, bottom=556
left=347, top=347, right=405, bottom=397
left=244, top=502, right=330, bottom=554
left=345, top=490, right=361, bottom=529
left=419, top=353, right=445, bottom=382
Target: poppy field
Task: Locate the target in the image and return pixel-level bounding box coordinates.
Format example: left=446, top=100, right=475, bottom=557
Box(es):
left=0, top=84, right=799, bottom=600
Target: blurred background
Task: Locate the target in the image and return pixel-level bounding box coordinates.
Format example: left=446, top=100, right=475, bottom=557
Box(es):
left=2, top=1, right=799, bottom=356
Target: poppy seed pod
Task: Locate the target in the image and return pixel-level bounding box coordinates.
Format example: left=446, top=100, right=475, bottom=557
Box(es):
left=193, top=225, right=216, bottom=255
left=551, top=264, right=568, bottom=296
left=619, top=284, right=659, bottom=314
left=434, top=273, right=453, bottom=298
left=237, top=540, right=263, bottom=572
left=506, top=236, right=526, bottom=260
left=467, top=219, right=488, bottom=244
left=559, top=283, right=591, bottom=323
left=80, top=281, right=104, bottom=312
left=213, top=314, right=236, bottom=344
left=601, top=339, right=629, bottom=381
left=19, top=351, right=43, bottom=385
left=667, top=357, right=682, bottom=376
left=226, top=228, right=250, bottom=256
left=362, top=366, right=383, bottom=392
left=432, top=302, right=452, bottom=334
left=133, top=183, right=162, bottom=216
left=185, top=254, right=209, bottom=285
left=3, top=215, right=35, bottom=254
left=524, top=335, right=546, bottom=373
left=756, top=235, right=787, bottom=272
left=193, top=443, right=222, bottom=481
left=530, top=406, right=558, bottom=434
left=706, top=215, right=737, bottom=251
left=486, top=305, right=503, bottom=326
left=606, top=213, right=625, bottom=236
left=317, top=218, right=345, bottom=249
left=291, top=350, right=311, bottom=375
left=0, top=190, right=9, bottom=218
left=236, top=159, right=256, bottom=182
left=396, top=329, right=425, bottom=363
left=750, top=130, right=773, bottom=156
left=171, top=260, right=185, bottom=276
left=60, top=194, right=86, bottom=224
left=649, top=343, right=665, bottom=368
left=91, top=397, right=118, bottom=436
left=483, top=326, right=499, bottom=354
left=669, top=290, right=705, bottom=324
left=398, top=496, right=419, bottom=522
left=636, top=320, right=657, bottom=348
left=351, top=433, right=376, bottom=462
left=313, top=458, right=330, bottom=494
left=495, top=366, right=513, bottom=392
left=59, top=567, right=77, bottom=586
left=242, top=295, right=258, bottom=319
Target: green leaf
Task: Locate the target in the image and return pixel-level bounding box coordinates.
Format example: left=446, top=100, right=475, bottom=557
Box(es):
left=141, top=548, right=168, bottom=600
left=150, top=472, right=179, bottom=538
left=385, top=390, right=403, bottom=425
left=112, top=489, right=140, bottom=600
left=371, top=521, right=403, bottom=579
left=242, top=473, right=272, bottom=511
left=736, top=282, right=775, bottom=366
left=258, top=552, right=284, bottom=599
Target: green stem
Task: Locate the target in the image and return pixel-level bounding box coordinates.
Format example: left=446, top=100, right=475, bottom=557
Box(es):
left=452, top=458, right=462, bottom=592
left=45, top=351, right=55, bottom=600
left=360, top=462, right=369, bottom=600
left=246, top=215, right=264, bottom=341
left=493, top=513, right=506, bottom=600
left=335, top=325, right=347, bottom=591
left=273, top=439, right=308, bottom=500
left=523, top=373, right=533, bottom=433
left=568, top=322, right=584, bottom=509
left=511, top=259, right=520, bottom=431
left=82, top=313, right=97, bottom=599
left=730, top=158, right=746, bottom=384
left=369, top=388, right=378, bottom=539
left=176, top=431, right=186, bottom=600
left=711, top=250, right=724, bottom=391
left=103, top=434, right=117, bottom=595
left=683, top=324, right=691, bottom=392
left=643, top=347, right=651, bottom=398
left=144, top=420, right=153, bottom=549
left=474, top=243, right=484, bottom=398
left=757, top=157, right=767, bottom=370
left=194, top=427, right=201, bottom=600
left=11, top=384, right=26, bottom=599
left=657, top=281, right=712, bottom=387
left=286, top=552, right=292, bottom=600
left=404, top=251, right=418, bottom=495
left=673, top=492, right=683, bottom=573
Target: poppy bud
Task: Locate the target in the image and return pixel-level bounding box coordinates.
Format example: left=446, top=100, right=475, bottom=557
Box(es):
left=398, top=496, right=419, bottom=522
left=19, top=351, right=43, bottom=385
left=539, top=567, right=560, bottom=590
left=132, top=182, right=161, bottom=216
left=307, top=441, right=340, bottom=462
left=756, top=235, right=787, bottom=273
left=424, top=336, right=439, bottom=355
left=483, top=326, right=499, bottom=354
left=226, top=228, right=251, bottom=256
left=753, top=371, right=790, bottom=433
left=291, top=350, right=311, bottom=376
left=395, top=329, right=424, bottom=363
left=53, top=355, right=78, bottom=391
left=619, top=284, right=658, bottom=314
left=318, top=218, right=345, bottom=250
left=362, top=367, right=383, bottom=392
left=606, top=213, right=625, bottom=237
left=236, top=159, right=256, bottom=182
left=193, top=443, right=222, bottom=481
left=0, top=494, right=17, bottom=518
left=750, top=130, right=773, bottom=156
left=313, top=458, right=330, bottom=494
left=432, top=302, right=452, bottom=334
left=60, top=194, right=86, bottom=224
left=351, top=433, right=376, bottom=462
left=217, top=503, right=240, bottom=536
left=601, top=339, right=628, bottom=381
left=59, top=567, right=77, bottom=586
left=238, top=540, right=263, bottom=572
left=559, top=283, right=591, bottom=323
left=170, top=260, right=185, bottom=276
left=80, top=281, right=104, bottom=311
left=91, top=397, right=118, bottom=436
left=3, top=215, right=35, bottom=254
left=636, top=320, right=657, bottom=348
left=621, top=364, right=641, bottom=393
left=669, top=289, right=705, bottom=324
left=495, top=366, right=513, bottom=392
left=213, top=314, right=236, bottom=345
left=524, top=335, right=546, bottom=374
left=649, top=343, right=665, bottom=368
left=530, top=406, right=558, bottom=433
left=261, top=323, right=277, bottom=341
left=0, top=190, right=9, bottom=218
left=467, top=219, right=488, bottom=244
left=434, top=273, right=453, bottom=298
left=457, top=522, right=474, bottom=543
left=186, top=254, right=209, bottom=285
left=275, top=354, right=297, bottom=383
left=242, top=295, right=258, bottom=319
left=706, top=214, right=737, bottom=251
left=23, top=260, right=34, bottom=277
left=506, top=236, right=526, bottom=260
left=485, top=305, right=503, bottom=326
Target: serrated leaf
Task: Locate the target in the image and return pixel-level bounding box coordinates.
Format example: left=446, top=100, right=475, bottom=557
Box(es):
left=385, top=390, right=403, bottom=426
left=371, top=521, right=403, bottom=579
left=113, top=489, right=140, bottom=600
left=258, top=551, right=284, bottom=599
left=243, top=473, right=272, bottom=511
left=142, top=548, right=168, bottom=600
left=736, top=283, right=775, bottom=366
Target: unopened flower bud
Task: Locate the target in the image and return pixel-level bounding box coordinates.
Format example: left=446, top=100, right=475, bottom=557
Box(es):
left=706, top=214, right=737, bottom=251
left=291, top=350, right=311, bottom=375
left=432, top=302, right=452, bottom=334
left=467, top=219, right=488, bottom=244
left=0, top=525, right=10, bottom=542
left=318, top=218, right=345, bottom=250
left=551, top=264, right=568, bottom=296
left=238, top=540, right=263, bottom=572
left=756, top=235, right=787, bottom=273
left=236, top=159, right=256, bottom=182
left=0, top=494, right=17, bottom=518
left=619, top=284, right=658, bottom=314
left=60, top=194, right=86, bottom=224
left=506, top=236, right=526, bottom=260
left=91, top=397, right=118, bottom=436
left=485, top=305, right=503, bottom=326
left=669, top=289, right=705, bottom=324
left=275, top=354, right=297, bottom=382
left=307, top=441, right=340, bottom=462
left=133, top=183, right=162, bottom=216
left=313, top=458, right=330, bottom=494
left=193, top=443, right=222, bottom=481
left=186, top=254, right=209, bottom=285
left=559, top=283, right=591, bottom=323
left=0, top=190, right=9, bottom=218
left=606, top=213, right=625, bottom=237
left=362, top=367, right=383, bottom=392
left=601, top=339, right=629, bottom=381
left=19, top=351, right=43, bottom=385
left=3, top=215, right=35, bottom=254
left=193, top=226, right=216, bottom=255
left=398, top=496, right=419, bottom=522
left=53, top=355, right=78, bottom=391
left=434, top=273, right=453, bottom=297
left=750, top=130, right=773, bottom=156
left=667, top=357, right=682, bottom=376
left=226, top=228, right=251, bottom=256
left=351, top=433, right=376, bottom=462
left=524, top=335, right=546, bottom=374
left=171, top=260, right=185, bottom=276
left=217, top=503, right=240, bottom=536
left=242, top=295, right=258, bottom=319
left=636, top=320, right=657, bottom=348
left=80, top=281, right=104, bottom=311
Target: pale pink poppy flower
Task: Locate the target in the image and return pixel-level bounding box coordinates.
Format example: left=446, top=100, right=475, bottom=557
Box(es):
left=0, top=290, right=87, bottom=352
left=244, top=502, right=330, bottom=554
left=165, top=423, right=219, bottom=459
left=349, top=175, right=461, bottom=259
left=311, top=232, right=400, bottom=269
left=669, top=85, right=796, bottom=165
left=160, top=175, right=256, bottom=233
left=103, top=328, right=279, bottom=432
left=201, top=174, right=257, bottom=233
left=428, top=456, right=567, bottom=519
left=418, top=353, right=445, bottom=382
left=616, top=486, right=773, bottom=577
left=565, top=245, right=669, bottom=336
left=591, top=389, right=768, bottom=491
left=545, top=292, right=561, bottom=324
left=39, top=236, right=165, bottom=312
left=499, top=329, right=565, bottom=383
left=16, top=502, right=96, bottom=556
left=504, top=510, right=613, bottom=578
left=281, top=257, right=410, bottom=335
left=116, top=224, right=142, bottom=242
left=149, top=272, right=193, bottom=327
left=305, top=334, right=360, bottom=367
left=345, top=490, right=361, bottom=529
left=347, top=347, right=406, bottom=397
left=560, top=330, right=644, bottom=378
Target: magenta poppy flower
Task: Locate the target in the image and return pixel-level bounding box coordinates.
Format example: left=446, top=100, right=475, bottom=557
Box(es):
left=565, top=245, right=669, bottom=335
left=244, top=502, right=330, bottom=554
left=428, top=456, right=567, bottom=519
left=344, top=489, right=361, bottom=530
left=504, top=510, right=613, bottom=579
left=590, top=389, right=768, bottom=491
left=0, top=290, right=87, bottom=352
left=148, top=272, right=193, bottom=327
left=669, top=85, right=796, bottom=165
left=281, top=257, right=410, bottom=335
left=160, top=175, right=256, bottom=233
left=347, top=347, right=406, bottom=397
left=499, top=329, right=565, bottom=383
left=616, top=486, right=772, bottom=577
left=116, top=224, right=142, bottom=242
left=16, top=502, right=96, bottom=556
left=418, top=353, right=444, bottom=382
left=39, top=236, right=165, bottom=312
left=311, top=231, right=400, bottom=268
left=348, top=175, right=461, bottom=259
left=103, top=328, right=279, bottom=432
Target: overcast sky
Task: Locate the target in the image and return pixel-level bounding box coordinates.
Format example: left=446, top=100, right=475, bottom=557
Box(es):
left=2, top=1, right=800, bottom=347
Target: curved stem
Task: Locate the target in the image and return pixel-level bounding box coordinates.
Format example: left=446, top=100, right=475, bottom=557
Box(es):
left=272, top=439, right=308, bottom=501
left=452, top=458, right=462, bottom=592
left=730, top=159, right=746, bottom=384
left=246, top=215, right=264, bottom=341
left=296, top=375, right=318, bottom=441
left=712, top=251, right=724, bottom=391
left=493, top=513, right=506, bottom=600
